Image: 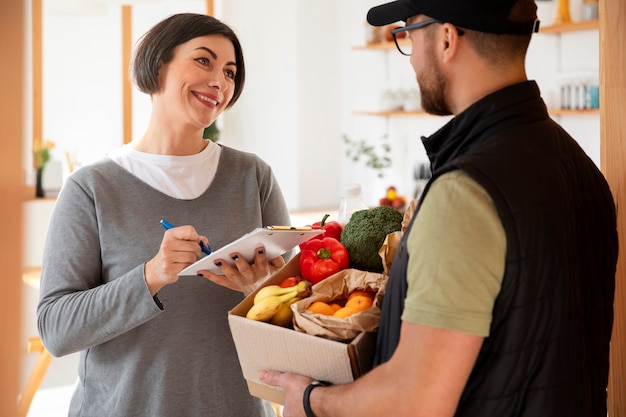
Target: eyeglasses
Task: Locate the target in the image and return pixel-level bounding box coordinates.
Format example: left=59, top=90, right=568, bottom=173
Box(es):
left=390, top=20, right=465, bottom=56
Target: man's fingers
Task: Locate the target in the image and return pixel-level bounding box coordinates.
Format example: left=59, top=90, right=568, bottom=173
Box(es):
left=259, top=370, right=282, bottom=386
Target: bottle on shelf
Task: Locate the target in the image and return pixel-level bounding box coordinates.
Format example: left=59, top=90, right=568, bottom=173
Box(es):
left=338, top=183, right=369, bottom=226
left=554, top=0, right=572, bottom=24
left=582, top=0, right=599, bottom=21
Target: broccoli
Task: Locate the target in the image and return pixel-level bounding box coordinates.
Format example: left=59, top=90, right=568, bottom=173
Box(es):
left=340, top=205, right=403, bottom=273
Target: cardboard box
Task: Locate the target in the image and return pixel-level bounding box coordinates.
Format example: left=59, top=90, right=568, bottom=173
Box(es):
left=228, top=253, right=376, bottom=405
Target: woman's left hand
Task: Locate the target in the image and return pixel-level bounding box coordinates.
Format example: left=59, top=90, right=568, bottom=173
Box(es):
left=197, top=246, right=285, bottom=295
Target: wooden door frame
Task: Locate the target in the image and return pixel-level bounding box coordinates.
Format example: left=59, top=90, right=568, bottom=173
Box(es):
left=602, top=0, right=626, bottom=414
left=122, top=6, right=132, bottom=144
left=1, top=0, right=24, bottom=414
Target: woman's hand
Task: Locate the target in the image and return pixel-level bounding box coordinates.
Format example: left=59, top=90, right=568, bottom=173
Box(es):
left=145, top=225, right=207, bottom=295
left=198, top=246, right=285, bottom=295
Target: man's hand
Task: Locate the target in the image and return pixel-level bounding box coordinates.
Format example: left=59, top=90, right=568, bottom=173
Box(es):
left=260, top=371, right=314, bottom=417
left=259, top=322, right=484, bottom=417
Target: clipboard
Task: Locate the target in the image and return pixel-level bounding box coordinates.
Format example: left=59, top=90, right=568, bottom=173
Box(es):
left=178, top=227, right=324, bottom=276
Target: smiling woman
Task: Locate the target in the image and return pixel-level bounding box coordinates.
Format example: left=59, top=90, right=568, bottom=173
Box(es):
left=131, top=14, right=244, bottom=108
left=36, top=12, right=292, bottom=417
left=127, top=15, right=244, bottom=155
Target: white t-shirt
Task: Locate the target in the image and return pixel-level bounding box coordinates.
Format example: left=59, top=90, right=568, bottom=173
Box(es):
left=107, top=141, right=221, bottom=200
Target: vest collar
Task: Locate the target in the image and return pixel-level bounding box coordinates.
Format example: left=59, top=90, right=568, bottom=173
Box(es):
left=422, top=81, right=547, bottom=172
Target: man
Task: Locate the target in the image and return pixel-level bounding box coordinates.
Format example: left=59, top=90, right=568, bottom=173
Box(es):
left=261, top=0, right=618, bottom=416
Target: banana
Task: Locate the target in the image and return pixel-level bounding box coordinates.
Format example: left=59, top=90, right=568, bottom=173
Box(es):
left=253, top=284, right=297, bottom=305
left=247, top=280, right=313, bottom=322
left=270, top=297, right=301, bottom=327
left=246, top=290, right=300, bottom=321
left=253, top=280, right=312, bottom=305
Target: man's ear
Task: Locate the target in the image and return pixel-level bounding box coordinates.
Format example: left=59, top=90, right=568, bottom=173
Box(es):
left=440, top=23, right=462, bottom=63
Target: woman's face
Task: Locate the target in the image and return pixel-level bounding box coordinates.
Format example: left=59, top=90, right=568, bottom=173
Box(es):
left=155, top=34, right=237, bottom=130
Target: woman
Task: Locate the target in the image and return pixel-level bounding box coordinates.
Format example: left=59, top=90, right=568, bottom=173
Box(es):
left=37, top=13, right=288, bottom=417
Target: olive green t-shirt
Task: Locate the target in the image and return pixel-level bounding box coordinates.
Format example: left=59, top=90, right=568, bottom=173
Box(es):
left=403, top=170, right=506, bottom=336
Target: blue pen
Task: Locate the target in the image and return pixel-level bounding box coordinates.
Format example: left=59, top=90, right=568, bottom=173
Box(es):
left=160, top=219, right=212, bottom=255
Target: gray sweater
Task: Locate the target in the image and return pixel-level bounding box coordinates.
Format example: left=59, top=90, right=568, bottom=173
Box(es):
left=37, top=146, right=289, bottom=417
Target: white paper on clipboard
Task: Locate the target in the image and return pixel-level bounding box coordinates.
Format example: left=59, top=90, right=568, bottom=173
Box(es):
left=178, top=227, right=324, bottom=276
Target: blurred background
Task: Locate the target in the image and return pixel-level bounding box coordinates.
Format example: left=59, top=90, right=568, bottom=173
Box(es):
left=20, top=0, right=601, bottom=414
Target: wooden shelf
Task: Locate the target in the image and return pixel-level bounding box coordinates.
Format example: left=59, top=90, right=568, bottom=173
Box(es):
left=353, top=110, right=427, bottom=116
left=352, top=39, right=408, bottom=51
left=549, top=108, right=600, bottom=116
left=353, top=20, right=599, bottom=48
left=354, top=20, right=599, bottom=43
left=540, top=19, right=598, bottom=33
left=353, top=109, right=599, bottom=117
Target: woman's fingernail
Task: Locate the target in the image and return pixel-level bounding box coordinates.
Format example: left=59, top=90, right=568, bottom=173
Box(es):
left=197, top=273, right=204, bottom=278
left=215, top=261, right=222, bottom=267
left=258, top=249, right=264, bottom=255
left=231, top=255, right=239, bottom=261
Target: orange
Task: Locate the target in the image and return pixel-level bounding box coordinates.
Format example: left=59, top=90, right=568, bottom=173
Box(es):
left=333, top=306, right=358, bottom=318
left=329, top=302, right=343, bottom=313
left=347, top=290, right=375, bottom=302
left=308, top=301, right=334, bottom=316
left=345, top=289, right=375, bottom=312
left=345, top=295, right=374, bottom=312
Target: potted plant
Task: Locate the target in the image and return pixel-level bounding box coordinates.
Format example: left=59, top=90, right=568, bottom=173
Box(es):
left=342, top=133, right=391, bottom=178
left=32, top=140, right=55, bottom=198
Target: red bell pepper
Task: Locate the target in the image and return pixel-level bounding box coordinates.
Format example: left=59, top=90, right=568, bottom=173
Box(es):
left=299, top=214, right=343, bottom=250
left=279, top=276, right=302, bottom=288
left=299, top=237, right=350, bottom=285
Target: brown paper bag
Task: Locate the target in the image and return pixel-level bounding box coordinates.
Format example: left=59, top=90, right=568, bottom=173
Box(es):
left=378, top=231, right=402, bottom=276
left=292, top=269, right=388, bottom=342
left=401, top=198, right=419, bottom=232
left=378, top=200, right=417, bottom=274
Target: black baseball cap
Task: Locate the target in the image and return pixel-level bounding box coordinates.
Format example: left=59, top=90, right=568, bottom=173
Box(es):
left=367, top=0, right=540, bottom=34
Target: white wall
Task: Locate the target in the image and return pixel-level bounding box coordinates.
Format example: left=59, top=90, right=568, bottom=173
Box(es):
left=32, top=0, right=600, bottom=209
left=41, top=3, right=122, bottom=168
left=218, top=1, right=304, bottom=210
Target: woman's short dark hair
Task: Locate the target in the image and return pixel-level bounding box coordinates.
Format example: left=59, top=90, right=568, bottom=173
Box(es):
left=131, top=13, right=245, bottom=108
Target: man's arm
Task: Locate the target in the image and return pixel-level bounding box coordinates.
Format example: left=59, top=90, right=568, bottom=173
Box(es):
left=261, top=320, right=483, bottom=417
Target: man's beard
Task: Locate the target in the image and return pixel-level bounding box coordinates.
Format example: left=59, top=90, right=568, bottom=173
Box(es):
left=417, top=55, right=453, bottom=116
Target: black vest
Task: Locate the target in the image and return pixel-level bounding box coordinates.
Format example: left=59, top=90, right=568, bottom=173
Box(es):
left=375, top=81, right=618, bottom=416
